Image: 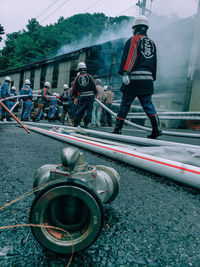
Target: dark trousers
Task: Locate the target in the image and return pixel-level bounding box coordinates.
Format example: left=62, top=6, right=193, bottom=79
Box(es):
left=117, top=93, right=157, bottom=120
left=74, top=95, right=94, bottom=125
left=100, top=103, right=113, bottom=126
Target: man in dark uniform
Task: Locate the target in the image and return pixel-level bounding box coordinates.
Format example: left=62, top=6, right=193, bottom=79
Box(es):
left=71, top=62, right=97, bottom=128
left=60, top=84, right=72, bottom=125
left=112, top=15, right=162, bottom=139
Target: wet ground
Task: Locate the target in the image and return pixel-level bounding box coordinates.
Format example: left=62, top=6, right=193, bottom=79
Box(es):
left=0, top=124, right=200, bottom=267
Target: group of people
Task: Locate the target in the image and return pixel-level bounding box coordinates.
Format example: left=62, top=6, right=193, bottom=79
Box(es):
left=0, top=15, right=162, bottom=139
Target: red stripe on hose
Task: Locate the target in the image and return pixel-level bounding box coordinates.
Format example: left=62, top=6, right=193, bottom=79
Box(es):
left=30, top=127, right=200, bottom=175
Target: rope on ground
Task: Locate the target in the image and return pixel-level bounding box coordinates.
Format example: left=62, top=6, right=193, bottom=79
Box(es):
left=0, top=182, right=75, bottom=265
left=0, top=224, right=74, bottom=267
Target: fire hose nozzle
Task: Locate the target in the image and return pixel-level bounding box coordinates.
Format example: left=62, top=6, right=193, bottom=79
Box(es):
left=30, top=147, right=120, bottom=254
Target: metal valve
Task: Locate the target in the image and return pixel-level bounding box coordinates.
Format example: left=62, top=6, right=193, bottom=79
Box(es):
left=30, top=147, right=120, bottom=254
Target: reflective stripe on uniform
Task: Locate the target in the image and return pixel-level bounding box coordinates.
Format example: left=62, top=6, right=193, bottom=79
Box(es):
left=80, top=91, right=94, bottom=97
left=130, top=71, right=153, bottom=80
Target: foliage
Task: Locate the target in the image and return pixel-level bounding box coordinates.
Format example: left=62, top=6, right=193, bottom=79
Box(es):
left=0, top=24, right=4, bottom=42
left=0, top=13, right=131, bottom=71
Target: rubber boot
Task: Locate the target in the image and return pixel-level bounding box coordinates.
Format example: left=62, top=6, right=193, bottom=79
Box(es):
left=110, top=118, right=124, bottom=134
left=147, top=115, right=162, bottom=139
left=73, top=117, right=80, bottom=127
left=83, top=118, right=90, bottom=129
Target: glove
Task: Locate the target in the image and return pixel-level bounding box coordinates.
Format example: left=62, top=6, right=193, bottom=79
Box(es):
left=122, top=72, right=130, bottom=85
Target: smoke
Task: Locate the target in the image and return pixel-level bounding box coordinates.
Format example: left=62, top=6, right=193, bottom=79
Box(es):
left=56, top=13, right=196, bottom=111
left=56, top=18, right=134, bottom=56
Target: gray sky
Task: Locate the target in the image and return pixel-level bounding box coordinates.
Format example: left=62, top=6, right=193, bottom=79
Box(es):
left=0, top=0, right=198, bottom=47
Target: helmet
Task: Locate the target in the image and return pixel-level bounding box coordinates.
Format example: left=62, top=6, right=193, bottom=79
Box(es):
left=53, top=92, right=57, bottom=96
left=96, top=79, right=102, bottom=85
left=11, top=86, right=16, bottom=91
left=63, top=84, right=68, bottom=90
left=44, top=81, right=50, bottom=87
left=25, top=79, right=31, bottom=85
left=77, top=62, right=86, bottom=70
left=132, top=15, right=149, bottom=29
left=5, top=76, right=11, bottom=82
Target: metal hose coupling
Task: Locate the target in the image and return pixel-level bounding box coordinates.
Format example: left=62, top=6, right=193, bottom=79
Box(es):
left=30, top=147, right=120, bottom=254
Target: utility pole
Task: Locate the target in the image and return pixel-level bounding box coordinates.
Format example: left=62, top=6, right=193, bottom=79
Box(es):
left=187, top=1, right=200, bottom=81
left=136, top=0, right=152, bottom=16
left=185, top=0, right=200, bottom=111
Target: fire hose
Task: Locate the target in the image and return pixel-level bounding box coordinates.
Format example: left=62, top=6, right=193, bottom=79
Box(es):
left=30, top=147, right=120, bottom=254
left=95, top=99, right=200, bottom=138
left=0, top=101, right=30, bottom=134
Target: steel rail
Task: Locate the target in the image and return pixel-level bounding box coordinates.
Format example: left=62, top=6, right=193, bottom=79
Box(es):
left=95, top=99, right=200, bottom=138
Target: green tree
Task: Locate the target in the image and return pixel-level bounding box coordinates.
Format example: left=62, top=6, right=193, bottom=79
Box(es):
left=0, top=13, right=132, bottom=71
left=0, top=24, right=5, bottom=42
left=26, top=18, right=41, bottom=33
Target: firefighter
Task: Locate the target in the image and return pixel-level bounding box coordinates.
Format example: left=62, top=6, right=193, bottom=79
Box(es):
left=48, top=93, right=59, bottom=121
left=71, top=62, right=97, bottom=128
left=112, top=15, right=162, bottom=139
left=0, top=76, right=11, bottom=121
left=9, top=86, right=17, bottom=111
left=20, top=79, right=33, bottom=121
left=32, top=82, right=51, bottom=122
left=60, top=84, right=72, bottom=125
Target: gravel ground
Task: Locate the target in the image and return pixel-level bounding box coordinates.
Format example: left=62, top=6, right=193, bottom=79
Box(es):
left=0, top=124, right=200, bottom=267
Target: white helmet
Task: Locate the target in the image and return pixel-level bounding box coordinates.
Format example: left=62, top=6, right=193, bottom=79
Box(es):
left=5, top=76, right=11, bottom=82
left=44, top=81, right=50, bottom=87
left=53, top=92, right=57, bottom=96
left=25, top=79, right=31, bottom=85
left=77, top=62, right=86, bottom=70
left=96, top=79, right=102, bottom=85
left=63, top=84, right=68, bottom=89
left=132, top=15, right=149, bottom=29
left=11, top=86, right=16, bottom=90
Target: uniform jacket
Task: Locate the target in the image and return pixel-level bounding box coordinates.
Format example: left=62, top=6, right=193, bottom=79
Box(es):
left=38, top=87, right=51, bottom=104
left=0, top=82, right=10, bottom=99
left=9, top=91, right=17, bottom=102
left=119, top=34, right=157, bottom=81
left=61, top=91, right=70, bottom=105
left=71, top=73, right=97, bottom=98
left=119, top=34, right=157, bottom=95
left=20, top=85, right=32, bottom=101
left=50, top=96, right=59, bottom=108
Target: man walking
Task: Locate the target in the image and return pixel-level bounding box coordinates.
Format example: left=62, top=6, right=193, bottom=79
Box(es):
left=71, top=62, right=97, bottom=128
left=112, top=15, right=162, bottom=139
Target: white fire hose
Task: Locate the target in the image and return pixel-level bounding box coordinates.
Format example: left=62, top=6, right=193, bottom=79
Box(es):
left=95, top=99, right=200, bottom=138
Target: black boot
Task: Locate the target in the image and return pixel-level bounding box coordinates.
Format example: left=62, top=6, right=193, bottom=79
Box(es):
left=110, top=118, right=124, bottom=134
left=147, top=115, right=162, bottom=139
left=73, top=117, right=80, bottom=127
left=83, top=118, right=90, bottom=129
